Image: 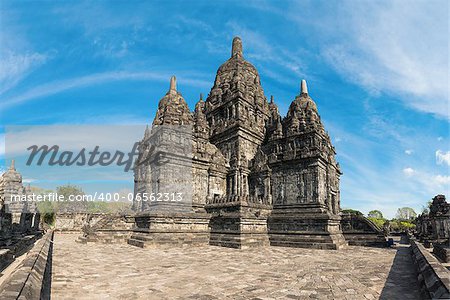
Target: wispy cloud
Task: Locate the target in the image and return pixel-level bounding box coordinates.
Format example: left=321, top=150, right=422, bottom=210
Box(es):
left=322, top=0, right=448, bottom=119
left=226, top=22, right=308, bottom=84
left=0, top=71, right=210, bottom=110
left=329, top=118, right=448, bottom=218
left=0, top=51, right=48, bottom=94
left=0, top=6, right=53, bottom=95
left=404, top=169, right=450, bottom=196
left=246, top=0, right=448, bottom=118
left=0, top=133, right=4, bottom=158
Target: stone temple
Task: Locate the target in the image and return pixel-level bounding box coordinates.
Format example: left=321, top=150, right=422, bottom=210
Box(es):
left=130, top=37, right=346, bottom=250
left=0, top=160, right=39, bottom=233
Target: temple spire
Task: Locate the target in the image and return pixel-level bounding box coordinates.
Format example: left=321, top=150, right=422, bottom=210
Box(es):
left=10, top=159, right=15, bottom=170
left=200, top=93, right=203, bottom=101
left=169, top=76, right=177, bottom=94
left=301, top=79, right=308, bottom=95
left=231, top=37, right=243, bottom=58
left=270, top=95, right=274, bottom=104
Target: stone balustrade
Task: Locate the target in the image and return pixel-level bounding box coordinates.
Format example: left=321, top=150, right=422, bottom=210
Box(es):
left=206, top=194, right=272, bottom=206
left=0, top=231, right=54, bottom=300
left=410, top=239, right=450, bottom=299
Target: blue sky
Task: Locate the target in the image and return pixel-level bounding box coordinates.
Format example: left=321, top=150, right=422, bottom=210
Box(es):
left=0, top=0, right=448, bottom=218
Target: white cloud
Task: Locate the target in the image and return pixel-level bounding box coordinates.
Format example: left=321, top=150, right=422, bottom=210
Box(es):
left=436, top=150, right=450, bottom=166
left=434, top=175, right=450, bottom=185
left=405, top=149, right=413, bottom=155
left=23, top=178, right=36, bottom=184
left=437, top=137, right=444, bottom=141
left=403, top=167, right=415, bottom=177
left=402, top=168, right=450, bottom=197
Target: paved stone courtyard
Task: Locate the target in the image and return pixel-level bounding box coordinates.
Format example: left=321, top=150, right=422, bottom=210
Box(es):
left=51, top=234, right=420, bottom=300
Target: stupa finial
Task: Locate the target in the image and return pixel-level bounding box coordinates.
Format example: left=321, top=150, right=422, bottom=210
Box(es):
left=231, top=37, right=243, bottom=58
left=200, top=93, right=203, bottom=101
left=169, top=76, right=177, bottom=93
left=270, top=95, right=274, bottom=104
left=301, top=79, right=308, bottom=95
left=10, top=159, right=15, bottom=170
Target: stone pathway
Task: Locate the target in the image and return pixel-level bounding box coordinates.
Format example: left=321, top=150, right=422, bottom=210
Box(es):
left=51, top=234, right=420, bottom=300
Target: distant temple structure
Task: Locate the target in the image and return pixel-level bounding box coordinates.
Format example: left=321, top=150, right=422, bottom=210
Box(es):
left=130, top=37, right=347, bottom=249
left=0, top=160, right=39, bottom=235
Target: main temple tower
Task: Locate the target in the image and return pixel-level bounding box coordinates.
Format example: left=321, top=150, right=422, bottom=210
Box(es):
left=205, top=37, right=269, bottom=198
left=204, top=38, right=272, bottom=248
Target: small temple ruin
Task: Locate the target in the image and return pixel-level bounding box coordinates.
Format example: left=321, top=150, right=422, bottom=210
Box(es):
left=415, top=194, right=450, bottom=262
left=0, top=160, right=41, bottom=272
left=0, top=160, right=40, bottom=234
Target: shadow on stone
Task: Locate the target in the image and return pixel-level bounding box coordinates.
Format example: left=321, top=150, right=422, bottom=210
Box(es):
left=399, top=234, right=410, bottom=245
left=380, top=245, right=420, bottom=300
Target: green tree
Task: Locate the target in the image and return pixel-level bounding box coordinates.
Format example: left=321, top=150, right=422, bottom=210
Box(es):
left=55, top=184, right=87, bottom=213
left=399, top=221, right=415, bottom=231
left=368, top=210, right=383, bottom=219
left=31, top=186, right=56, bottom=226
left=57, top=184, right=85, bottom=200
left=367, top=217, right=385, bottom=229
left=421, top=200, right=432, bottom=214
left=396, top=207, right=417, bottom=220
left=389, top=219, right=416, bottom=232
left=342, top=209, right=363, bottom=216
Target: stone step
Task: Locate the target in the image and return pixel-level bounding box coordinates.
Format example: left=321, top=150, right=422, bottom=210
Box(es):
left=75, top=237, right=87, bottom=244
left=129, top=234, right=153, bottom=242
left=269, top=239, right=340, bottom=250
left=127, top=238, right=145, bottom=248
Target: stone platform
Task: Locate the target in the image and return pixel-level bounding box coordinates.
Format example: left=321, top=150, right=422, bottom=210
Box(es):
left=128, top=212, right=210, bottom=248
left=51, top=234, right=420, bottom=299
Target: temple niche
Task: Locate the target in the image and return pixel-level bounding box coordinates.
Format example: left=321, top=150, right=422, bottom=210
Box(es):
left=131, top=37, right=346, bottom=249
